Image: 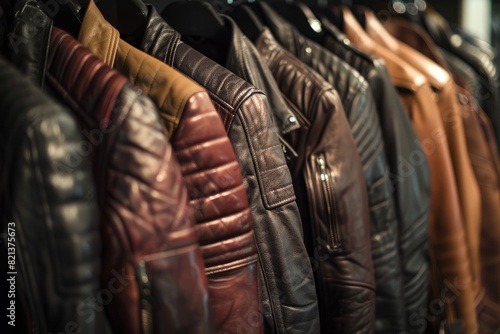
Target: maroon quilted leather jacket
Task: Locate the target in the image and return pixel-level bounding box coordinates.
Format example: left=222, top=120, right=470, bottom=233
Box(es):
left=75, top=2, right=262, bottom=332
left=45, top=27, right=212, bottom=334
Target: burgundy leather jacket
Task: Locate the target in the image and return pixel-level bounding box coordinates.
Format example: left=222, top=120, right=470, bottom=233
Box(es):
left=76, top=2, right=262, bottom=331
left=46, top=28, right=212, bottom=334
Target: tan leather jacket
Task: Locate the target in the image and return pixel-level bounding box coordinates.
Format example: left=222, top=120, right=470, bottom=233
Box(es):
left=335, top=6, right=478, bottom=333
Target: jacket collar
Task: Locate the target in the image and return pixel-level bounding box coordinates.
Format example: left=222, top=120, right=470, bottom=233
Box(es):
left=253, top=2, right=299, bottom=55
left=357, top=6, right=449, bottom=90
left=140, top=5, right=181, bottom=66
left=77, top=0, right=119, bottom=67
left=222, top=15, right=299, bottom=134
left=320, top=18, right=351, bottom=46
left=331, top=6, right=427, bottom=92
left=8, top=0, right=52, bottom=87
left=78, top=0, right=204, bottom=138
left=337, top=6, right=376, bottom=52
left=384, top=18, right=449, bottom=70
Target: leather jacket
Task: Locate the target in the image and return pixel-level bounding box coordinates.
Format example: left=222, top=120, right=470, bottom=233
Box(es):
left=249, top=3, right=403, bottom=332
left=332, top=7, right=478, bottom=333
left=141, top=6, right=320, bottom=334
left=45, top=27, right=213, bottom=334
left=457, top=89, right=500, bottom=333
left=0, top=56, right=110, bottom=334
left=383, top=18, right=500, bottom=331
left=255, top=27, right=376, bottom=333
left=363, top=8, right=482, bottom=305
left=318, top=20, right=431, bottom=330
left=77, top=2, right=261, bottom=333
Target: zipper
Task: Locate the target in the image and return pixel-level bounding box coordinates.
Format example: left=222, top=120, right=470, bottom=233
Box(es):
left=316, top=154, right=341, bottom=252
left=137, top=261, right=153, bottom=334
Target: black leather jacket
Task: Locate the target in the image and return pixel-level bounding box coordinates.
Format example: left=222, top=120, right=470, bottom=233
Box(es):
left=141, top=7, right=320, bottom=334
left=246, top=3, right=406, bottom=332
left=319, top=21, right=431, bottom=332
left=0, top=56, right=111, bottom=333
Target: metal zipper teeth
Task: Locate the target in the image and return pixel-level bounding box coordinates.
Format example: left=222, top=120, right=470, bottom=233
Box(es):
left=316, top=154, right=341, bottom=252
left=137, top=261, right=153, bottom=334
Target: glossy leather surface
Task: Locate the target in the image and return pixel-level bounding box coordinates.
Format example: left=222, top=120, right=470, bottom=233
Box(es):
left=0, top=57, right=110, bottom=334
left=252, top=3, right=402, bottom=332
left=76, top=2, right=262, bottom=332
left=363, top=11, right=482, bottom=309
left=141, top=6, right=320, bottom=334
left=334, top=7, right=477, bottom=333
left=383, top=19, right=500, bottom=330
left=320, top=21, right=431, bottom=330
left=172, top=90, right=261, bottom=333
left=46, top=27, right=212, bottom=334
left=255, top=27, right=375, bottom=333
left=7, top=0, right=51, bottom=87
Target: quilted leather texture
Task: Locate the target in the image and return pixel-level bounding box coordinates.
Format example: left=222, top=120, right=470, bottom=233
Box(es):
left=0, top=57, right=110, bottom=334
left=320, top=20, right=431, bottom=330
left=77, top=3, right=262, bottom=332
left=255, top=28, right=376, bottom=333
left=46, top=28, right=212, bottom=334
left=253, top=3, right=404, bottom=331
left=170, top=91, right=262, bottom=333
left=141, top=7, right=320, bottom=334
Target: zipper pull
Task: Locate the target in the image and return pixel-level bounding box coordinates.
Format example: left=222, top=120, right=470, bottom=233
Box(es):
left=316, top=155, right=329, bottom=181
left=137, top=261, right=153, bottom=334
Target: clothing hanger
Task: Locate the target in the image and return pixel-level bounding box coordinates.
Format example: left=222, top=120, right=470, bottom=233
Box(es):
left=228, top=4, right=264, bottom=42
left=161, top=0, right=230, bottom=45
left=309, top=1, right=344, bottom=32
left=161, top=0, right=230, bottom=65
left=46, top=0, right=83, bottom=37
left=267, top=1, right=324, bottom=42
left=94, top=0, right=148, bottom=46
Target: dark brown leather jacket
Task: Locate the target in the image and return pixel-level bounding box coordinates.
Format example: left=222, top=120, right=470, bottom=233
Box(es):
left=45, top=27, right=212, bottom=334
left=140, top=6, right=320, bottom=334
left=248, top=3, right=402, bottom=332
left=318, top=20, right=431, bottom=330
left=76, top=2, right=261, bottom=333
left=0, top=55, right=111, bottom=333
left=255, top=27, right=376, bottom=333
left=333, top=6, right=477, bottom=333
